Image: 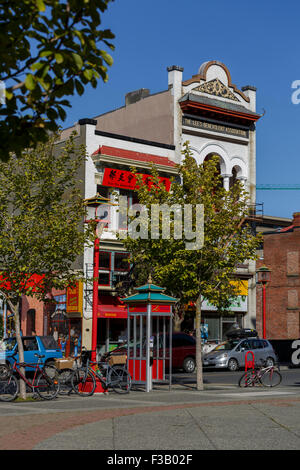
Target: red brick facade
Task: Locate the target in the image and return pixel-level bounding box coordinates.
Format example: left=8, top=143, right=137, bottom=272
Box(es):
left=257, top=213, right=300, bottom=339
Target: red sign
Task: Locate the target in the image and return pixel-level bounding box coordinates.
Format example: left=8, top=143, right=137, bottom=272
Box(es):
left=66, top=281, right=83, bottom=315
left=128, top=304, right=171, bottom=313
left=151, top=305, right=171, bottom=313
left=102, top=168, right=171, bottom=192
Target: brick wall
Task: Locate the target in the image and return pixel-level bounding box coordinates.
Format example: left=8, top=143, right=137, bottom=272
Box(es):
left=257, top=214, right=300, bottom=339
left=21, top=288, right=65, bottom=336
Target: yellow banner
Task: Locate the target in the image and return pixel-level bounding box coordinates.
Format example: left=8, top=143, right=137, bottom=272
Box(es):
left=230, top=280, right=248, bottom=296
left=66, top=281, right=83, bottom=315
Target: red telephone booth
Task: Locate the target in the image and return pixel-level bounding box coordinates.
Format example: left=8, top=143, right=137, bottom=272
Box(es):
left=121, top=278, right=177, bottom=392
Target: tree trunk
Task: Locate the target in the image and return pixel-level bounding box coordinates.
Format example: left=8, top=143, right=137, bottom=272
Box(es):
left=173, top=304, right=184, bottom=332
left=195, top=293, right=203, bottom=391
left=9, top=299, right=26, bottom=399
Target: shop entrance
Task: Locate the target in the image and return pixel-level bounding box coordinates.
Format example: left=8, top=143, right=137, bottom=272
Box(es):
left=50, top=311, right=82, bottom=357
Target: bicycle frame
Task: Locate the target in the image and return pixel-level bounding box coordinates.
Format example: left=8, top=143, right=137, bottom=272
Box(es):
left=241, top=363, right=279, bottom=387
left=11, top=356, right=49, bottom=390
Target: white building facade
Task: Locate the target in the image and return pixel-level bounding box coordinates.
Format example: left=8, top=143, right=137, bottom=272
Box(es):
left=58, top=60, right=261, bottom=350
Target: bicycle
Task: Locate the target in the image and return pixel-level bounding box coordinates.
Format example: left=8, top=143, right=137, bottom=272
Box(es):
left=71, top=349, right=132, bottom=396
left=56, top=354, right=83, bottom=396
left=0, top=353, right=60, bottom=402
left=239, top=360, right=282, bottom=388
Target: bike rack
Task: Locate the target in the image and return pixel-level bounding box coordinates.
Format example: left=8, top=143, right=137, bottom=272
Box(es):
left=244, top=351, right=255, bottom=387
left=245, top=351, right=255, bottom=372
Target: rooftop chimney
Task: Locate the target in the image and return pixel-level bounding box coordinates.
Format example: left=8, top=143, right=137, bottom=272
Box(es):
left=293, top=212, right=300, bottom=230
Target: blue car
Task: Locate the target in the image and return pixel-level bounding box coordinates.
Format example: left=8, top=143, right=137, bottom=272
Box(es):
left=0, top=335, right=63, bottom=373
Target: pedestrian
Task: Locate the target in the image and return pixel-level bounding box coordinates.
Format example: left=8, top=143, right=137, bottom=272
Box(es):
left=60, top=336, right=66, bottom=357
left=52, top=326, right=58, bottom=342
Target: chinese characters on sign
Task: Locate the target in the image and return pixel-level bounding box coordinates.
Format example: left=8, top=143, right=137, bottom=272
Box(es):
left=66, top=281, right=83, bottom=315
left=102, top=168, right=171, bottom=192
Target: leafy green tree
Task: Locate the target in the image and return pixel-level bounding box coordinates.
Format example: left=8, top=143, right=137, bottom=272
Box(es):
left=0, top=134, right=94, bottom=398
left=121, top=142, right=261, bottom=390
left=0, top=0, right=115, bottom=161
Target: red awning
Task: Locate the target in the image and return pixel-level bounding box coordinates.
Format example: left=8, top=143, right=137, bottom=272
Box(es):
left=97, top=296, right=127, bottom=319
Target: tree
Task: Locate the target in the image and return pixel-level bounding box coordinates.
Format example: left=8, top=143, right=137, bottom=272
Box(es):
left=0, top=133, right=94, bottom=398
left=120, top=142, right=261, bottom=390
left=0, top=0, right=115, bottom=161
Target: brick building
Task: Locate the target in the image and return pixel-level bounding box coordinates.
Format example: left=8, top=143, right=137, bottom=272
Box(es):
left=256, top=212, right=300, bottom=339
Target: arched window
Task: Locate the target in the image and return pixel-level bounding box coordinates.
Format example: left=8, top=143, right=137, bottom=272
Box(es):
left=229, top=166, right=238, bottom=189
left=204, top=153, right=223, bottom=190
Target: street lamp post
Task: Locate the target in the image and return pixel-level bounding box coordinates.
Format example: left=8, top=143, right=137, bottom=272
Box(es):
left=84, top=194, right=115, bottom=363
left=256, top=265, right=271, bottom=339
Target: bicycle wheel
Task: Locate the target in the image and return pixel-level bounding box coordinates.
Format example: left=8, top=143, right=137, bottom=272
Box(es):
left=260, top=369, right=282, bottom=387
left=0, top=375, right=19, bottom=401
left=36, top=372, right=59, bottom=400
left=58, top=368, right=74, bottom=395
left=108, top=366, right=131, bottom=394
left=238, top=371, right=256, bottom=388
left=0, top=364, right=10, bottom=380
left=71, top=368, right=96, bottom=397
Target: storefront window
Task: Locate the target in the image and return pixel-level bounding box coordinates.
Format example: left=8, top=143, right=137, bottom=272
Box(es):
left=204, top=316, right=220, bottom=342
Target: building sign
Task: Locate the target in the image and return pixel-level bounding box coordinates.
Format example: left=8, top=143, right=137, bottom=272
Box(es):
left=182, top=117, right=249, bottom=139
left=128, top=305, right=171, bottom=313
left=66, top=281, right=83, bottom=315
left=185, top=281, right=248, bottom=313
left=102, top=168, right=171, bottom=192
left=201, top=296, right=248, bottom=313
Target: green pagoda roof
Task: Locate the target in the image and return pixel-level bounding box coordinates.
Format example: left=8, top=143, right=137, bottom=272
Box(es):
left=121, top=276, right=178, bottom=304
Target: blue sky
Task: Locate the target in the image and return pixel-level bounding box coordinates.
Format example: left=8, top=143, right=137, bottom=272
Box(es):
left=63, top=0, right=300, bottom=219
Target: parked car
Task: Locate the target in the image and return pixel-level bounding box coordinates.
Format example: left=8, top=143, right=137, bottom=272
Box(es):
left=105, top=332, right=197, bottom=373
left=0, top=335, right=63, bottom=375
left=203, top=337, right=277, bottom=371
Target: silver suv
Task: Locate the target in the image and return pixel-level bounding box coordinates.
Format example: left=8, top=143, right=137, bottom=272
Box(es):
left=203, top=338, right=277, bottom=371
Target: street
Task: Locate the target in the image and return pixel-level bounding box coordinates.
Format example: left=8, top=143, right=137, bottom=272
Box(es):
left=174, top=367, right=300, bottom=389
left=1, top=367, right=300, bottom=452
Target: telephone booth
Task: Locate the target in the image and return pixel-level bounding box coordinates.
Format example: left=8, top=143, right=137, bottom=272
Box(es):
left=121, top=279, right=177, bottom=392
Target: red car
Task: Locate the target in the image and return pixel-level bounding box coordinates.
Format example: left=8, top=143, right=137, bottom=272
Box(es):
left=104, top=332, right=197, bottom=373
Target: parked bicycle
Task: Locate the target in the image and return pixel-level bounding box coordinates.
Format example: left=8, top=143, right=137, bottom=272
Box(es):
left=239, top=360, right=282, bottom=388
left=71, top=349, right=132, bottom=396
left=56, top=353, right=83, bottom=396
left=0, top=353, right=60, bottom=401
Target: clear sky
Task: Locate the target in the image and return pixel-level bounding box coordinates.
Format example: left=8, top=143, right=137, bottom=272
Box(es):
left=63, top=0, right=300, bottom=219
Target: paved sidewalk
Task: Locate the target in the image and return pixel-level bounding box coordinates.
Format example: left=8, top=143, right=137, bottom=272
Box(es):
left=1, top=383, right=300, bottom=451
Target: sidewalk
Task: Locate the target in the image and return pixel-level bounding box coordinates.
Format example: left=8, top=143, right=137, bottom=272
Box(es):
left=1, top=382, right=300, bottom=451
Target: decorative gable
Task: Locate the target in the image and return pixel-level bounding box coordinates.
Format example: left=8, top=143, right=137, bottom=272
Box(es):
left=193, top=78, right=239, bottom=101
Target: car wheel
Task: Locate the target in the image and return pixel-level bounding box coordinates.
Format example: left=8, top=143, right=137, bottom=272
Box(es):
left=183, top=357, right=196, bottom=373
left=228, top=358, right=239, bottom=371
left=265, top=357, right=275, bottom=367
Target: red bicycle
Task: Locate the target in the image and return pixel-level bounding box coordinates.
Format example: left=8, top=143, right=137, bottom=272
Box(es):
left=0, top=352, right=59, bottom=401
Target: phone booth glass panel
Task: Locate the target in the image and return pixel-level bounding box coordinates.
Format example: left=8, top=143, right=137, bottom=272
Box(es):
left=122, top=280, right=177, bottom=392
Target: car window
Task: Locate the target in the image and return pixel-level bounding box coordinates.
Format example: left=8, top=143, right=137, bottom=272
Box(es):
left=214, top=340, right=239, bottom=351
left=22, top=338, right=38, bottom=351
left=40, top=336, right=59, bottom=349
left=237, top=340, right=250, bottom=351
left=0, top=338, right=16, bottom=351
left=172, top=334, right=196, bottom=347
left=181, top=336, right=196, bottom=346
left=172, top=335, right=184, bottom=347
